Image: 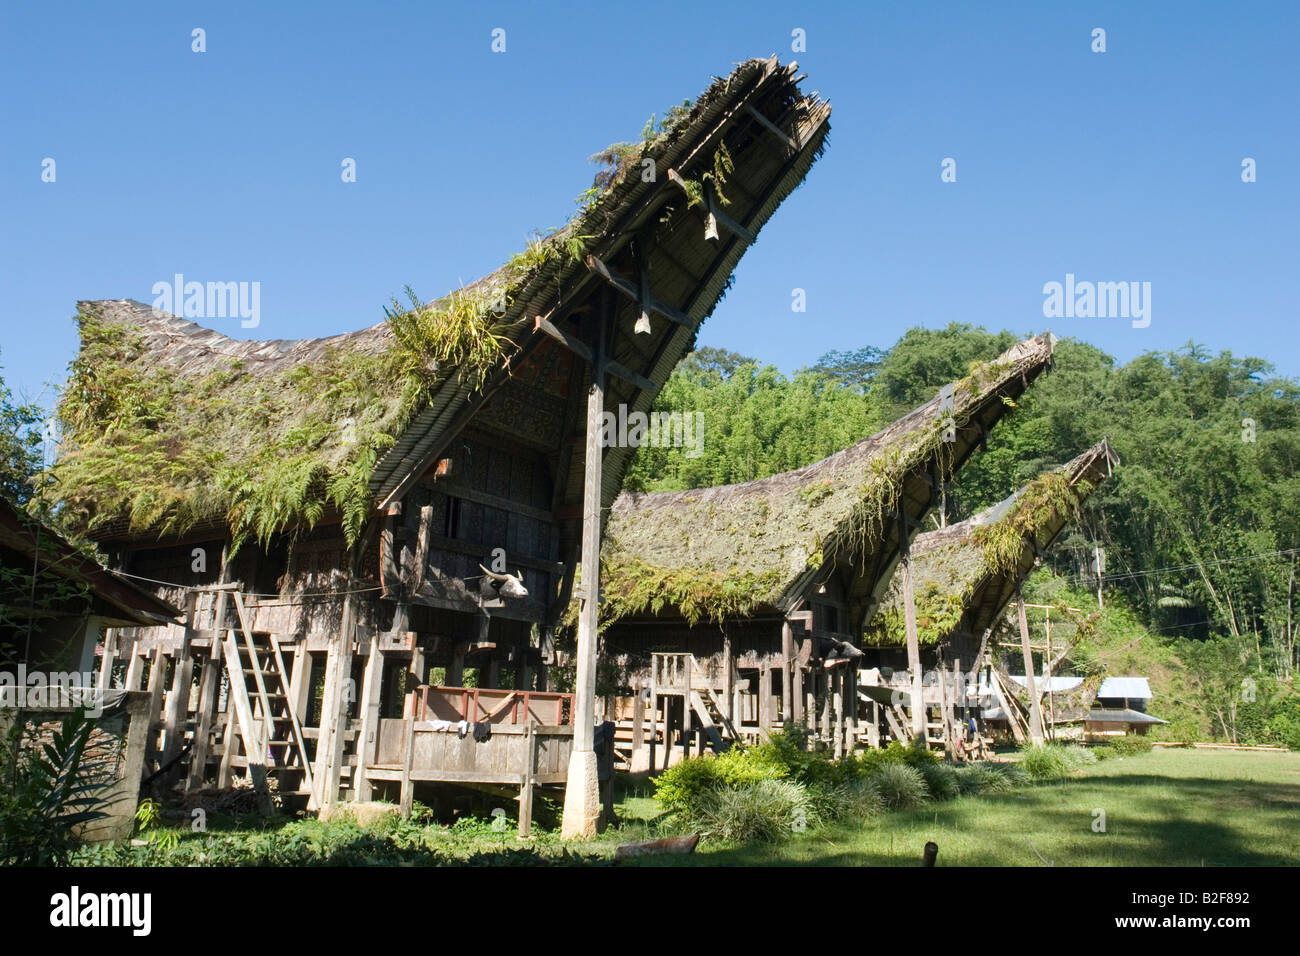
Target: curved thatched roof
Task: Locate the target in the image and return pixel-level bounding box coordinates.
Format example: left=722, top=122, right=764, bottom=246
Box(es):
left=864, top=438, right=1120, bottom=646
left=599, top=334, right=1058, bottom=626
left=54, top=57, right=832, bottom=553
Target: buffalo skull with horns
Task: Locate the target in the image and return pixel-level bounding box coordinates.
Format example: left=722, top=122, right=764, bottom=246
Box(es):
left=478, top=564, right=528, bottom=602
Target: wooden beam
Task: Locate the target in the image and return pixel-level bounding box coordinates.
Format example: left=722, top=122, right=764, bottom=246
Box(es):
left=666, top=169, right=755, bottom=244
left=745, top=103, right=799, bottom=150
left=533, top=315, right=658, bottom=393
left=585, top=255, right=697, bottom=329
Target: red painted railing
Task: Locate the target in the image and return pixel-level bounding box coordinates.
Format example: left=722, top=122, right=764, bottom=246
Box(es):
left=416, top=685, right=574, bottom=726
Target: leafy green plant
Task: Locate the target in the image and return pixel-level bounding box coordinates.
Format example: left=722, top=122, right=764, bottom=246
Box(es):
left=954, top=761, right=1024, bottom=795
left=134, top=798, right=180, bottom=851
left=867, top=763, right=929, bottom=810
left=675, top=778, right=815, bottom=844
left=0, top=709, right=114, bottom=865
left=652, top=746, right=788, bottom=810
left=915, top=760, right=961, bottom=801
left=1018, top=742, right=1095, bottom=780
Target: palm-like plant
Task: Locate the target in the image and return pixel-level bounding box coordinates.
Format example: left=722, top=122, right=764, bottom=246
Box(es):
left=1, top=709, right=115, bottom=865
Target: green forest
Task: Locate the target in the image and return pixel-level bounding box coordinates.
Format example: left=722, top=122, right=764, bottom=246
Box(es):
left=623, top=325, right=1300, bottom=747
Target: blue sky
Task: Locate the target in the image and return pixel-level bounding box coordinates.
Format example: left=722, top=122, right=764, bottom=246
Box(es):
left=3, top=0, right=1297, bottom=411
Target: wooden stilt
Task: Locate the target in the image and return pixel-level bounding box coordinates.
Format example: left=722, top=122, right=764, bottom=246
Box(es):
left=781, top=622, right=794, bottom=726
left=1017, top=585, right=1045, bottom=744
left=898, top=510, right=927, bottom=743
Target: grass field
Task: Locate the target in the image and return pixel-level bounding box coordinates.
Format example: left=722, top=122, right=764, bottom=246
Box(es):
left=622, top=748, right=1300, bottom=867
left=82, top=748, right=1300, bottom=866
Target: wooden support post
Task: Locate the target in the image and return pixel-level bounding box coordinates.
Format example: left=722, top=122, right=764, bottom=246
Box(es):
left=759, top=663, right=773, bottom=732
left=1017, top=586, right=1045, bottom=744
left=537, top=626, right=553, bottom=692
left=805, top=665, right=815, bottom=733
left=314, top=587, right=357, bottom=810
left=519, top=722, right=537, bottom=838
left=631, top=688, right=644, bottom=758
left=869, top=700, right=881, bottom=748
left=353, top=635, right=385, bottom=801
left=898, top=510, right=927, bottom=743
left=833, top=669, right=844, bottom=759
left=447, top=643, right=465, bottom=687
left=398, top=716, right=415, bottom=818
left=561, top=307, right=607, bottom=840
left=144, top=646, right=167, bottom=764
left=186, top=647, right=220, bottom=791
left=123, top=640, right=144, bottom=692
left=682, top=690, right=692, bottom=762
left=1044, top=609, right=1055, bottom=742
left=781, top=622, right=794, bottom=726
left=938, top=656, right=956, bottom=761
left=160, top=593, right=198, bottom=781
left=404, top=643, right=425, bottom=719
left=98, top=630, right=117, bottom=690
left=723, top=635, right=735, bottom=726
left=819, top=670, right=832, bottom=741
left=648, top=693, right=657, bottom=772
left=845, top=665, right=858, bottom=754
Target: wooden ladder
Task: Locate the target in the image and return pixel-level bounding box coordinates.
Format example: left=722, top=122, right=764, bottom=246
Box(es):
left=689, top=661, right=741, bottom=752
left=216, top=592, right=315, bottom=805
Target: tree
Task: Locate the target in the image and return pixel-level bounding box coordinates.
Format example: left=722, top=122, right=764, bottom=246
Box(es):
left=0, top=355, right=45, bottom=505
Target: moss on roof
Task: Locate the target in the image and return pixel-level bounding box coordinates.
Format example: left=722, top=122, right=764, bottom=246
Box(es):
left=863, top=440, right=1117, bottom=646
left=598, top=337, right=1057, bottom=627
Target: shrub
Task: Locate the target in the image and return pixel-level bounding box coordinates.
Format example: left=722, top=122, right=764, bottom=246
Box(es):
left=955, top=762, right=1020, bottom=796
left=1019, top=743, right=1094, bottom=780
left=808, top=777, right=885, bottom=823
left=677, top=778, right=815, bottom=844
left=857, top=738, right=940, bottom=776
left=1107, top=736, right=1154, bottom=756
left=652, top=746, right=787, bottom=811
left=868, top=763, right=929, bottom=810
left=916, top=760, right=960, bottom=801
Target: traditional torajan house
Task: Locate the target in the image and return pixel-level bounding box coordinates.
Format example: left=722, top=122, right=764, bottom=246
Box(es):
left=46, top=57, right=831, bottom=834
left=595, top=333, right=1058, bottom=769
left=860, top=439, right=1120, bottom=752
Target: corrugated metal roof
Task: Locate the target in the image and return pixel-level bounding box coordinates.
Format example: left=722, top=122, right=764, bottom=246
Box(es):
left=1006, top=675, right=1152, bottom=699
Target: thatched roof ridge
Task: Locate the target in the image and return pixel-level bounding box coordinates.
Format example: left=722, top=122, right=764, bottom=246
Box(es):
left=864, top=438, right=1120, bottom=646
left=73, top=299, right=393, bottom=379
left=55, top=57, right=832, bottom=550
left=599, top=333, right=1057, bottom=624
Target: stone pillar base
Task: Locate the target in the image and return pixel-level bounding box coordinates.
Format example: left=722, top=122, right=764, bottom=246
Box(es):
left=560, top=749, right=600, bottom=839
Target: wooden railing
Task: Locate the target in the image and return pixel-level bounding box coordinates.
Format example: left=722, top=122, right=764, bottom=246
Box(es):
left=415, top=685, right=574, bottom=726
left=651, top=653, right=694, bottom=693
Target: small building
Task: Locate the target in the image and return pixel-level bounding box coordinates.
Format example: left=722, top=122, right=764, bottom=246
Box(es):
left=995, top=675, right=1166, bottom=737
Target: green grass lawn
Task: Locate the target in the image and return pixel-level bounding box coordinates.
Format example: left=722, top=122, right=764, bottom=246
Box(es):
left=624, top=748, right=1300, bottom=867
left=89, top=748, right=1300, bottom=866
